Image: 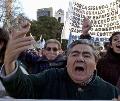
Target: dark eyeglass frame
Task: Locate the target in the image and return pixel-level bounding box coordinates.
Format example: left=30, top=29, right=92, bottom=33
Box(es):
left=45, top=47, right=58, bottom=52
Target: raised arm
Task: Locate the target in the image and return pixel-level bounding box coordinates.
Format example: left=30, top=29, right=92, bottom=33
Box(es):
left=80, top=16, right=92, bottom=40
left=82, top=16, right=92, bottom=35
left=4, top=21, right=35, bottom=75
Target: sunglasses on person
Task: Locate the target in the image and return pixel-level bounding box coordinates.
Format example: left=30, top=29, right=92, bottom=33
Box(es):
left=45, top=47, right=58, bottom=52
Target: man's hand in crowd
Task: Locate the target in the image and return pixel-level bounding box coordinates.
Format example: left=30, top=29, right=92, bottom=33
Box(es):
left=4, top=21, right=35, bottom=75
left=82, top=16, right=92, bottom=35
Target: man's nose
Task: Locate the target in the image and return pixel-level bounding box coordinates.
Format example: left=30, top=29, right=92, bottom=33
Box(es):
left=49, top=50, right=54, bottom=53
left=77, top=55, right=85, bottom=62
left=118, top=38, right=120, bottom=42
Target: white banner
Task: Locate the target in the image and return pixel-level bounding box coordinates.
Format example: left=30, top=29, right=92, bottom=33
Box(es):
left=61, top=0, right=120, bottom=42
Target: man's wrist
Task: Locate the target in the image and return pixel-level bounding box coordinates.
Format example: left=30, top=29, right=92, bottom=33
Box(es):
left=4, top=61, right=16, bottom=75
left=0, top=61, right=19, bottom=81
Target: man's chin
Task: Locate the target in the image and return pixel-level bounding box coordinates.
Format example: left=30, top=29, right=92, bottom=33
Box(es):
left=72, top=75, right=87, bottom=83
left=115, top=51, right=120, bottom=54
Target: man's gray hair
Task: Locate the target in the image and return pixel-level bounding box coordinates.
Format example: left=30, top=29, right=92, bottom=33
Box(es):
left=44, top=39, right=61, bottom=50
left=67, top=39, right=98, bottom=62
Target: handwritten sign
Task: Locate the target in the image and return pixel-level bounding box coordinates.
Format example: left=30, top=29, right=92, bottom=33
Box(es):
left=61, top=0, right=120, bottom=42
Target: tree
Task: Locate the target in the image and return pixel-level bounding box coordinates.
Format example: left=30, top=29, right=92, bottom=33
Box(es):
left=30, top=16, right=64, bottom=42
left=0, top=0, right=23, bottom=30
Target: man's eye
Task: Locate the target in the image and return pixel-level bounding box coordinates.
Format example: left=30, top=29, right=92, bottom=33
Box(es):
left=84, top=55, right=90, bottom=58
left=113, top=38, right=118, bottom=41
left=72, top=54, right=78, bottom=56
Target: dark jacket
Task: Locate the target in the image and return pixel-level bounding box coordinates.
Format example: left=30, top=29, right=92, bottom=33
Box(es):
left=19, top=51, right=67, bottom=74
left=1, top=65, right=120, bottom=99
left=97, top=48, right=120, bottom=86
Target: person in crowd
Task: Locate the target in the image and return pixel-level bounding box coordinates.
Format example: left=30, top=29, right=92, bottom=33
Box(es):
left=0, top=28, right=13, bottom=98
left=75, top=16, right=120, bottom=91
left=80, top=16, right=120, bottom=90
left=18, top=17, right=92, bottom=74
left=0, top=28, right=9, bottom=67
left=30, top=48, right=39, bottom=56
left=96, top=44, right=104, bottom=58
left=36, top=48, right=43, bottom=57
left=0, top=23, right=120, bottom=99
left=80, top=16, right=92, bottom=40
left=97, top=32, right=120, bottom=89
left=19, top=38, right=66, bottom=74
left=103, top=41, right=110, bottom=51
left=99, top=42, right=110, bottom=58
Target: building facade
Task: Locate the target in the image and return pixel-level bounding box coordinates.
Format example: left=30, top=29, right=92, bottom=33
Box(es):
left=37, top=7, right=53, bottom=20
left=55, top=9, right=64, bottom=23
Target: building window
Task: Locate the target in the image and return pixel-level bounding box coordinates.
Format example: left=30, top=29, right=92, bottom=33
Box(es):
left=58, top=17, right=61, bottom=22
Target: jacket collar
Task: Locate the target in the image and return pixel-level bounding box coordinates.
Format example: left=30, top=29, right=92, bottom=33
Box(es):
left=64, top=68, right=98, bottom=88
left=37, top=54, right=67, bottom=62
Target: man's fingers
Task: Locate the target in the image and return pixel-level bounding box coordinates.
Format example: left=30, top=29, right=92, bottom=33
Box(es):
left=12, top=36, right=34, bottom=45
left=5, top=44, right=32, bottom=63
left=4, top=20, right=32, bottom=75
left=21, top=21, right=31, bottom=29
left=6, top=37, right=35, bottom=55
left=82, top=16, right=92, bottom=35
left=13, top=39, right=35, bottom=50
left=10, top=21, right=31, bottom=39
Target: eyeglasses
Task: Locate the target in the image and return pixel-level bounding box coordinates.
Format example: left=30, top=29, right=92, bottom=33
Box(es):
left=45, top=47, right=58, bottom=52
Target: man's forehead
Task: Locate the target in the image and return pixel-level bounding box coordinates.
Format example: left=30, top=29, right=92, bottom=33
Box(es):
left=47, top=43, right=58, bottom=47
left=70, top=44, right=93, bottom=53
left=70, top=45, right=94, bottom=56
left=113, top=34, right=120, bottom=38
left=72, top=44, right=93, bottom=50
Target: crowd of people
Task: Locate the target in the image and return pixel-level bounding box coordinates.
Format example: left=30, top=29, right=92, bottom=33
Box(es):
left=0, top=17, right=120, bottom=100
left=18, top=39, right=66, bottom=74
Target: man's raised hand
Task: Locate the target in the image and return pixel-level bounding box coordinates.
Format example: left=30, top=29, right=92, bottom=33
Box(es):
left=4, top=21, right=35, bottom=75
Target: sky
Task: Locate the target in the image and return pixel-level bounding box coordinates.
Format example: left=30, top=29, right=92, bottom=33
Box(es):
left=19, top=0, right=70, bottom=20
left=19, top=0, right=115, bottom=20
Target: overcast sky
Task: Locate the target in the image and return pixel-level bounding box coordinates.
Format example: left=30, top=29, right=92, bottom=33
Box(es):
left=19, top=0, right=115, bottom=20
left=19, top=0, right=70, bottom=20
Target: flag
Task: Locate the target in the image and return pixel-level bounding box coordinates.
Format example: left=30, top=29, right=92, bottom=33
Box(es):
left=36, top=37, right=45, bottom=49
left=28, top=33, right=35, bottom=49
left=39, top=35, right=42, bottom=41
left=41, top=38, right=45, bottom=49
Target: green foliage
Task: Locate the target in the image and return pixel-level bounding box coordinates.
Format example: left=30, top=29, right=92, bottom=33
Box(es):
left=61, top=39, right=68, bottom=50
left=30, top=16, right=64, bottom=41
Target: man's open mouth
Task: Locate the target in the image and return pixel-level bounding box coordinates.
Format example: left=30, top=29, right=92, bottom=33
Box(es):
left=75, top=66, right=84, bottom=72
left=116, top=45, right=120, bottom=49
